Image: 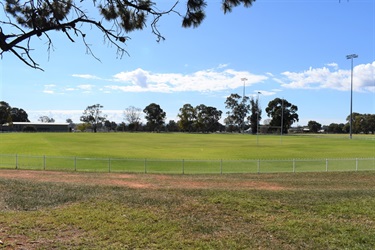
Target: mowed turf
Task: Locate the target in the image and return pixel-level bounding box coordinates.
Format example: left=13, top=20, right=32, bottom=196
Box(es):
left=0, top=132, right=374, bottom=160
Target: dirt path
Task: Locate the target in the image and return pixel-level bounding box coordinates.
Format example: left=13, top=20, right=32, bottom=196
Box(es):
left=0, top=169, right=286, bottom=191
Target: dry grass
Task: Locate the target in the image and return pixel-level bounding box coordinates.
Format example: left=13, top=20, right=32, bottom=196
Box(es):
left=1, top=170, right=375, bottom=249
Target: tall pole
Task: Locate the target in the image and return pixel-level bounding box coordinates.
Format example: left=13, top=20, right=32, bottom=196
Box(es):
left=241, top=78, right=247, bottom=133
left=257, top=92, right=261, bottom=145
left=280, top=98, right=284, bottom=144
left=346, top=54, right=358, bottom=139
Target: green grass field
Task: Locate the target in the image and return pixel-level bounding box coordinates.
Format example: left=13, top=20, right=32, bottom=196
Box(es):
left=0, top=133, right=374, bottom=173
left=0, top=132, right=374, bottom=159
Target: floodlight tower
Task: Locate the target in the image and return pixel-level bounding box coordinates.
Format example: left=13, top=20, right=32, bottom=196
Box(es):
left=256, top=92, right=261, bottom=145
left=241, top=78, right=247, bottom=133
left=346, top=54, right=358, bottom=139
left=241, top=78, right=247, bottom=99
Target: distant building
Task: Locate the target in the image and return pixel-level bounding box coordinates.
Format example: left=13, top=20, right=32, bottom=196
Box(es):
left=2, top=122, right=70, bottom=132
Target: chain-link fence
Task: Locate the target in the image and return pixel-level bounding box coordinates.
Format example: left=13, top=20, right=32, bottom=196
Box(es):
left=0, top=154, right=374, bottom=174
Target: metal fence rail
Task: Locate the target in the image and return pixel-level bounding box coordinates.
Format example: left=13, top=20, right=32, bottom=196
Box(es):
left=0, top=154, right=374, bottom=174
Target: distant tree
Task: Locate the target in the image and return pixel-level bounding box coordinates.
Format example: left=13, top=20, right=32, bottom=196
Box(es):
left=249, top=96, right=261, bottom=134
left=143, top=103, right=166, bottom=132
left=265, top=98, right=299, bottom=134
left=66, top=118, right=75, bottom=132
left=10, top=107, right=30, bottom=122
left=307, top=120, right=322, bottom=133
left=177, top=104, right=222, bottom=133
left=124, top=106, right=142, bottom=132
left=1, top=0, right=256, bottom=70
left=0, top=101, right=12, bottom=125
left=224, top=116, right=237, bottom=133
left=0, top=101, right=30, bottom=126
left=116, top=122, right=127, bottom=132
left=224, top=93, right=250, bottom=133
left=76, top=123, right=90, bottom=132
left=177, top=104, right=196, bottom=132
left=38, top=116, right=55, bottom=123
left=346, top=113, right=375, bottom=134
left=104, top=120, right=117, bottom=132
left=363, top=114, right=375, bottom=134
left=110, top=121, right=117, bottom=131
left=166, top=120, right=179, bottom=132
left=195, top=104, right=222, bottom=133
left=80, top=104, right=107, bottom=133
left=327, top=123, right=345, bottom=134
left=346, top=112, right=361, bottom=134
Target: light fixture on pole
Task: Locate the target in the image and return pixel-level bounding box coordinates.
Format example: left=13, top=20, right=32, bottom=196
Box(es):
left=346, top=54, right=358, bottom=140
left=241, top=78, right=247, bottom=133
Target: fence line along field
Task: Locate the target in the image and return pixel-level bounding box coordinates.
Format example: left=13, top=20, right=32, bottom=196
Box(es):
left=1, top=155, right=374, bottom=173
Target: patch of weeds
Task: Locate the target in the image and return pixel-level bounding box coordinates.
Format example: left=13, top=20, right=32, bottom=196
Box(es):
left=0, top=179, right=98, bottom=211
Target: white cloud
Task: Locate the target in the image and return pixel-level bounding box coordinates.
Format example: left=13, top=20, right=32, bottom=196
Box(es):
left=76, top=84, right=95, bottom=93
left=43, top=84, right=56, bottom=94
left=278, top=61, right=375, bottom=92
left=354, top=62, right=375, bottom=92
left=256, top=90, right=278, bottom=96
left=109, top=66, right=268, bottom=93
left=326, top=62, right=339, bottom=70
left=43, top=90, right=55, bottom=94
left=218, top=63, right=229, bottom=69
left=72, top=74, right=101, bottom=80
left=113, top=68, right=149, bottom=88
left=43, top=83, right=97, bottom=95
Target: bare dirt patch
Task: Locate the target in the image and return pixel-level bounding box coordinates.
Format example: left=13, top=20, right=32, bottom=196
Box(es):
left=0, top=169, right=287, bottom=191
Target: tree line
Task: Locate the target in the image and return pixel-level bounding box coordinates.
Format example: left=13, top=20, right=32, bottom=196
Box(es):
left=76, top=95, right=299, bottom=133
left=1, top=99, right=374, bottom=134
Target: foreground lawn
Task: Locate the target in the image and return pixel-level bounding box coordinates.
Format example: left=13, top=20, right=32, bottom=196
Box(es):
left=1, top=171, right=375, bottom=249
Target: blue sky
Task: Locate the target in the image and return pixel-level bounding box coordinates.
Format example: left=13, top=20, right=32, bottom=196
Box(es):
left=1, top=0, right=374, bottom=126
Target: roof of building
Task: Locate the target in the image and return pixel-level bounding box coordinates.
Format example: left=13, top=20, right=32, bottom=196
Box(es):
left=3, top=122, right=69, bottom=126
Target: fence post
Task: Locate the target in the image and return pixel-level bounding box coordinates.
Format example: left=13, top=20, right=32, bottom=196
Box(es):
left=356, top=158, right=358, bottom=171
left=108, top=158, right=111, bottom=173
left=326, top=159, right=328, bottom=172
left=15, top=154, right=18, bottom=169
left=220, top=159, right=223, bottom=175
left=43, top=155, right=46, bottom=170
left=144, top=158, right=147, bottom=173
left=74, top=157, right=77, bottom=171
left=257, top=159, right=260, bottom=174
left=183, top=159, right=186, bottom=174
left=293, top=159, right=296, bottom=173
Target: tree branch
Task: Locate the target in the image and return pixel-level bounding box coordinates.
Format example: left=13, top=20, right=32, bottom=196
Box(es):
left=1, top=0, right=255, bottom=70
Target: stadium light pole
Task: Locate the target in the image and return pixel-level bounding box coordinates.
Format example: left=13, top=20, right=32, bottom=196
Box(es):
left=256, top=92, right=261, bottom=145
left=346, top=54, right=358, bottom=140
left=280, top=98, right=284, bottom=144
left=241, top=78, right=247, bottom=133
